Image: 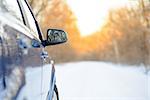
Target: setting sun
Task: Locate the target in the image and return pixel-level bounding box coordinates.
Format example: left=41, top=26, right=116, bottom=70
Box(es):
left=66, top=0, right=130, bottom=36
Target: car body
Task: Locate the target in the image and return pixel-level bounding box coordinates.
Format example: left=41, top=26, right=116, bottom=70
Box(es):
left=0, top=0, right=67, bottom=100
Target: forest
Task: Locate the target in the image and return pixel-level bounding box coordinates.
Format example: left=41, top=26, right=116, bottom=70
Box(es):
left=28, top=0, right=150, bottom=71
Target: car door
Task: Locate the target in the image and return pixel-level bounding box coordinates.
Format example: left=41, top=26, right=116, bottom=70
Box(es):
left=0, top=0, right=51, bottom=99
left=0, top=0, right=37, bottom=99
left=0, top=0, right=67, bottom=99
left=1, top=0, right=49, bottom=100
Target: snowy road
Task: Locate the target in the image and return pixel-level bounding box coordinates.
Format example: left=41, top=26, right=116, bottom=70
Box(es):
left=55, top=62, right=148, bottom=100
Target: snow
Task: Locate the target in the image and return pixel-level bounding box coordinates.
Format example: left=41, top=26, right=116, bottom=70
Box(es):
left=55, top=62, right=148, bottom=100
left=5, top=61, right=149, bottom=100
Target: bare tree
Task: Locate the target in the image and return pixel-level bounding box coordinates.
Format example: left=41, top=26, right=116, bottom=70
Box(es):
left=108, top=11, right=120, bottom=64
left=28, top=0, right=50, bottom=21
left=139, top=0, right=150, bottom=72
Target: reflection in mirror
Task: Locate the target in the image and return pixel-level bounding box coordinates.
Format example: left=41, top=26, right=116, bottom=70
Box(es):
left=44, top=29, right=67, bottom=46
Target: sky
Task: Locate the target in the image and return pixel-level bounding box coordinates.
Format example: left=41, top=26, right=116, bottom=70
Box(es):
left=66, top=0, right=136, bottom=36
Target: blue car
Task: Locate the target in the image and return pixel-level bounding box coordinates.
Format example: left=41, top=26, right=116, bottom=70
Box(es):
left=0, top=0, right=67, bottom=100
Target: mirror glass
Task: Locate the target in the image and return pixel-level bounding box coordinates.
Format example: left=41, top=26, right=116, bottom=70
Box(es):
left=44, top=29, right=67, bottom=46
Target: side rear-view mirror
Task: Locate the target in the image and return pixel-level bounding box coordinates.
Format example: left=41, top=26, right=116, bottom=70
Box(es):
left=43, top=29, right=67, bottom=46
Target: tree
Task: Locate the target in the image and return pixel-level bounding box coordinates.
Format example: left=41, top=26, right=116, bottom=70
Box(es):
left=28, top=0, right=50, bottom=21
left=140, top=0, right=150, bottom=72
left=101, top=5, right=145, bottom=64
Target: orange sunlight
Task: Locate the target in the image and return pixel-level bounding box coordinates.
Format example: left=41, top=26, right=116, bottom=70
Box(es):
left=66, top=0, right=130, bottom=36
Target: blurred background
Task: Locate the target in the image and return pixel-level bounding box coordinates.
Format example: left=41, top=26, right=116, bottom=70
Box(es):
left=25, top=0, right=149, bottom=99
left=28, top=0, right=150, bottom=71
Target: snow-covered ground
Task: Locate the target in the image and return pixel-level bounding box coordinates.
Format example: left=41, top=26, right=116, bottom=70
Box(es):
left=12, top=61, right=149, bottom=100
left=55, top=62, right=149, bottom=100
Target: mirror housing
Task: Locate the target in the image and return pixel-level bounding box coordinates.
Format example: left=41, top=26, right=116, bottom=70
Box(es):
left=43, top=29, right=67, bottom=46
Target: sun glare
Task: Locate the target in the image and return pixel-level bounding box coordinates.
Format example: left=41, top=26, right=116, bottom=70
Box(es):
left=66, top=0, right=130, bottom=36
